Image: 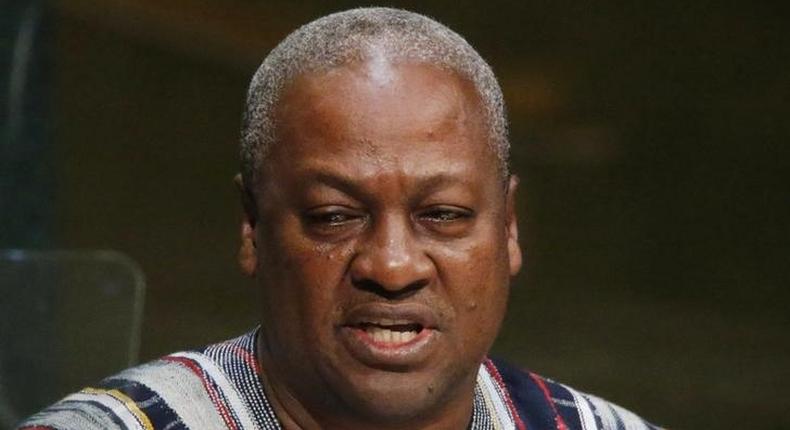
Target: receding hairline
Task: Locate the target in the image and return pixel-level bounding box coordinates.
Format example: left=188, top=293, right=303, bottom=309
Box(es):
left=273, top=58, right=489, bottom=131
left=265, top=59, right=493, bottom=164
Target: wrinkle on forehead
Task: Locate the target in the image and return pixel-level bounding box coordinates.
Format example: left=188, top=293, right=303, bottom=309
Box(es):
left=290, top=152, right=480, bottom=190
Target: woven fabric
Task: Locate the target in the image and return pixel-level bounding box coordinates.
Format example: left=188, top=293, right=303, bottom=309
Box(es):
left=18, top=328, right=662, bottom=430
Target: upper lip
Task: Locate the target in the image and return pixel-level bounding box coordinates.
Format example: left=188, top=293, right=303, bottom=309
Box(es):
left=341, top=302, right=440, bottom=330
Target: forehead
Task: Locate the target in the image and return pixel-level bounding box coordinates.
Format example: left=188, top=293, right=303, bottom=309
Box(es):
left=264, top=62, right=497, bottom=181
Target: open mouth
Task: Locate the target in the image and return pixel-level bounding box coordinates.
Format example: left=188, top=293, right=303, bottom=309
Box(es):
left=338, top=303, right=440, bottom=366
left=352, top=320, right=425, bottom=345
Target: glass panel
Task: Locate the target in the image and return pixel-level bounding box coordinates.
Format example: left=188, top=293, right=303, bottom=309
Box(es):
left=0, top=250, right=145, bottom=427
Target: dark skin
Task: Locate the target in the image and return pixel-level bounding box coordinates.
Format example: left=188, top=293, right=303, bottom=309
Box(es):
left=237, top=61, right=522, bottom=429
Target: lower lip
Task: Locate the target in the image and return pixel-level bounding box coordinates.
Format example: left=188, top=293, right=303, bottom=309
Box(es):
left=338, top=326, right=438, bottom=368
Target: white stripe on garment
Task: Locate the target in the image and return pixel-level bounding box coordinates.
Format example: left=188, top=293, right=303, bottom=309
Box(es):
left=23, top=401, right=124, bottom=430
left=476, top=366, right=516, bottom=430
left=585, top=393, right=654, bottom=430
left=561, top=384, right=662, bottom=430
left=560, top=383, right=598, bottom=430
left=66, top=391, right=144, bottom=430
left=168, top=351, right=259, bottom=430
left=586, top=393, right=620, bottom=429
left=107, top=360, right=227, bottom=430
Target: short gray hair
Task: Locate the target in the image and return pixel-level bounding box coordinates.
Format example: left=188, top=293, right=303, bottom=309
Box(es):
left=240, top=7, right=509, bottom=187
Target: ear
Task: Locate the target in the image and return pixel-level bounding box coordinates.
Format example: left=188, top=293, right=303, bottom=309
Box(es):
left=505, top=175, right=522, bottom=276
left=235, top=173, right=258, bottom=277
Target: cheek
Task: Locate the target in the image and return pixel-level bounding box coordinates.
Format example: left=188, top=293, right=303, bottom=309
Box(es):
left=433, top=230, right=510, bottom=339
left=259, top=219, right=354, bottom=335
left=262, top=213, right=347, bottom=283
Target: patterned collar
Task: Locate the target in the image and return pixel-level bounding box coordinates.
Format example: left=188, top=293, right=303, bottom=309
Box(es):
left=196, top=327, right=522, bottom=430
left=21, top=327, right=662, bottom=430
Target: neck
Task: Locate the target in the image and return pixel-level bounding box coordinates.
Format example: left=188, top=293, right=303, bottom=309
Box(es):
left=255, top=331, right=477, bottom=430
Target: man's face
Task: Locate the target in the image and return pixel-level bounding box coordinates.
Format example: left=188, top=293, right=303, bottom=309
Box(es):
left=242, top=61, right=521, bottom=426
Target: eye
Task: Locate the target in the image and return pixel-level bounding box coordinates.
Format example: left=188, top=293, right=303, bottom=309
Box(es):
left=417, top=206, right=474, bottom=236
left=420, top=208, right=467, bottom=222
left=307, top=212, right=355, bottom=225
left=303, top=206, right=366, bottom=237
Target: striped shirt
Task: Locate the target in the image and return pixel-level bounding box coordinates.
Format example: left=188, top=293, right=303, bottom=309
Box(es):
left=18, top=328, right=662, bottom=429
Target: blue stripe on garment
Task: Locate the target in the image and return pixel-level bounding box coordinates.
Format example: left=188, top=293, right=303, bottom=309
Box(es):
left=99, top=378, right=187, bottom=430
left=490, top=357, right=565, bottom=430
left=540, top=377, right=584, bottom=430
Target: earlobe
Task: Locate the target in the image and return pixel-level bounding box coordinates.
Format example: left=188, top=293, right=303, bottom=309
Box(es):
left=506, top=175, right=522, bottom=276
left=235, top=173, right=258, bottom=277
left=239, top=219, right=258, bottom=277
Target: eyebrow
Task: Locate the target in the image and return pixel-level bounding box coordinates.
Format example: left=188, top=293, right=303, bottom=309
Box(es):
left=305, top=171, right=370, bottom=199
left=299, top=168, right=473, bottom=202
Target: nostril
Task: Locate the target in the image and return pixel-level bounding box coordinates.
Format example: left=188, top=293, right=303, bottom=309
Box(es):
left=351, top=278, right=428, bottom=300
left=352, top=278, right=380, bottom=292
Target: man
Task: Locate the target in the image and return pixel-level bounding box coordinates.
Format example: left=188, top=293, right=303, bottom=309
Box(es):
left=20, top=8, right=662, bottom=430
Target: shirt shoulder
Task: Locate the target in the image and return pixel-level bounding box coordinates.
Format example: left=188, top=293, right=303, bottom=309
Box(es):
left=17, top=329, right=275, bottom=430
left=488, top=358, right=665, bottom=430
left=16, top=357, right=193, bottom=430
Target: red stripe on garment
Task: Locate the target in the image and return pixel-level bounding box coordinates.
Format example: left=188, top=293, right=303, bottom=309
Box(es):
left=163, top=356, right=239, bottom=430
left=527, top=372, right=569, bottom=430
left=229, top=344, right=261, bottom=375
left=484, top=359, right=528, bottom=430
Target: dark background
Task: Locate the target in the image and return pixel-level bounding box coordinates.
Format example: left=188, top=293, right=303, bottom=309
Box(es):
left=4, top=1, right=789, bottom=428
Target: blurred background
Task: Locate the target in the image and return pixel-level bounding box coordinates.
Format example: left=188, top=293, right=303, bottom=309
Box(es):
left=2, top=0, right=788, bottom=428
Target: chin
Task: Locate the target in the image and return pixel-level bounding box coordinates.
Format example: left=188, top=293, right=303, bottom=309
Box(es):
left=331, top=363, right=472, bottom=425
left=348, top=375, right=442, bottom=421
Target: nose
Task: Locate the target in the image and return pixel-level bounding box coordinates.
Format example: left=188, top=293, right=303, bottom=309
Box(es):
left=350, top=213, right=433, bottom=298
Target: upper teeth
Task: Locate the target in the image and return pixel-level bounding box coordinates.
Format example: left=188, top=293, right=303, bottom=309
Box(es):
left=366, top=318, right=407, bottom=326
left=366, top=326, right=418, bottom=344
